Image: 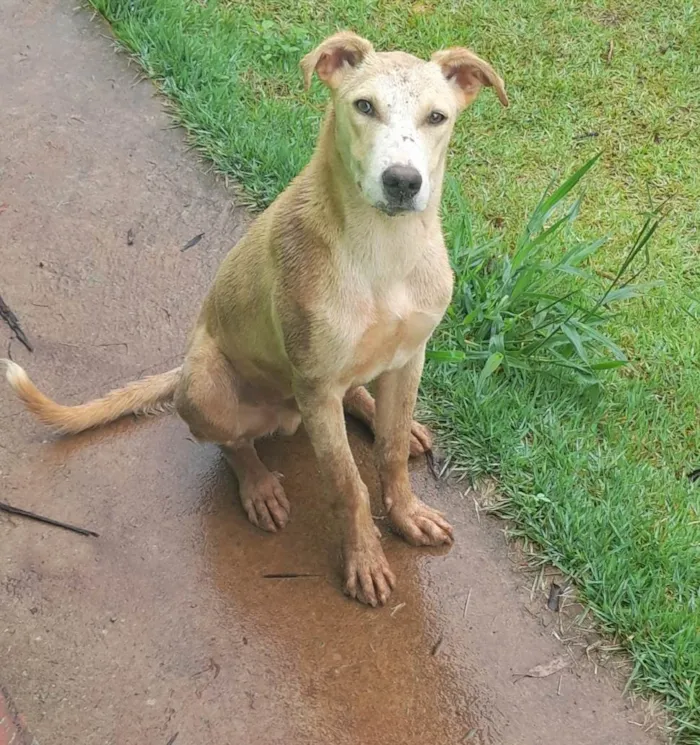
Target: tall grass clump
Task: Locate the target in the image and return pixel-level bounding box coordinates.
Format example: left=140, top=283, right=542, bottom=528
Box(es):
left=429, top=155, right=664, bottom=391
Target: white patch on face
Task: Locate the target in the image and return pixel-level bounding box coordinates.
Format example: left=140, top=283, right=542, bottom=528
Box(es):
left=335, top=62, right=456, bottom=215
left=362, top=81, right=430, bottom=211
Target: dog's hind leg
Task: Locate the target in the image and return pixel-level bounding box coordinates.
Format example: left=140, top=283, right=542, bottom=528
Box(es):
left=343, top=385, right=433, bottom=457
left=175, top=329, right=292, bottom=531
left=221, top=442, right=290, bottom=531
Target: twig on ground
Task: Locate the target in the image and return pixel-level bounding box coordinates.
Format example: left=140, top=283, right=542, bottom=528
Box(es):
left=463, top=588, right=473, bottom=619
left=425, top=448, right=439, bottom=479
left=0, top=294, right=33, bottom=352
left=191, top=657, right=220, bottom=681
left=430, top=633, right=444, bottom=656
left=390, top=602, right=406, bottom=617
left=471, top=493, right=481, bottom=523
left=424, top=447, right=449, bottom=480
left=0, top=500, right=99, bottom=537
left=262, top=572, right=323, bottom=579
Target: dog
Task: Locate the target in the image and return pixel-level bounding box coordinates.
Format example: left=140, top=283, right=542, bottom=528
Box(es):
left=2, top=32, right=507, bottom=606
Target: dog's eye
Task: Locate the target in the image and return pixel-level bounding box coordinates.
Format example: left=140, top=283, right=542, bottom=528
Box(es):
left=427, top=111, right=447, bottom=125
left=354, top=99, right=374, bottom=116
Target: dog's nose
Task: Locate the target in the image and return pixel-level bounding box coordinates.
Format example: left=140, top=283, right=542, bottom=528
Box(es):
left=381, top=165, right=422, bottom=201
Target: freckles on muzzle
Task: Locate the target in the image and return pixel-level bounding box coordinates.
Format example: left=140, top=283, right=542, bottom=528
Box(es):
left=376, top=129, right=431, bottom=212
left=357, top=126, right=431, bottom=213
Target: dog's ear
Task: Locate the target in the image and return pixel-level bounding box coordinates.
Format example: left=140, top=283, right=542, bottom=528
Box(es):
left=301, top=32, right=374, bottom=90
left=431, top=48, right=508, bottom=109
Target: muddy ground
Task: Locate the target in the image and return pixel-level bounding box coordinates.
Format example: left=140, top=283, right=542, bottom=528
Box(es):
left=0, top=2, right=663, bottom=743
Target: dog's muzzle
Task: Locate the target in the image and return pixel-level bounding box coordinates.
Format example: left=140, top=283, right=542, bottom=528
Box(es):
left=381, top=165, right=422, bottom=213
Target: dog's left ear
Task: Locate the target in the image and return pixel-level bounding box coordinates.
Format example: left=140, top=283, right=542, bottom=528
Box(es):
left=431, top=48, right=508, bottom=109
left=301, top=32, right=374, bottom=90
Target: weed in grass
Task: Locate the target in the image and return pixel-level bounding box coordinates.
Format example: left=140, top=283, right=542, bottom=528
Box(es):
left=431, top=156, right=665, bottom=389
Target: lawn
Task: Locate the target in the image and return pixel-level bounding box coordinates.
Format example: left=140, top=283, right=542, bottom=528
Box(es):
left=87, top=0, right=699, bottom=739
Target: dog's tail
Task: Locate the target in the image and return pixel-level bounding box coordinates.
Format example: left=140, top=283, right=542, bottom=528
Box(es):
left=1, top=359, right=182, bottom=434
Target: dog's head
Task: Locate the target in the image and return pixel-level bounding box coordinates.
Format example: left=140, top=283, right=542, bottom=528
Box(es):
left=302, top=32, right=508, bottom=216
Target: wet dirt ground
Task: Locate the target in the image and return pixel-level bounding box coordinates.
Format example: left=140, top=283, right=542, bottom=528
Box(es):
left=0, top=2, right=664, bottom=744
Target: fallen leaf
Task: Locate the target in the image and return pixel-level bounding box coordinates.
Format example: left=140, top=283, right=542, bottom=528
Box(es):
left=181, top=232, right=205, bottom=251
left=515, top=655, right=570, bottom=682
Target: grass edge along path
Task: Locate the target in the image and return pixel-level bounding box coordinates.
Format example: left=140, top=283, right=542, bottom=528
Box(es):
left=85, top=1, right=699, bottom=740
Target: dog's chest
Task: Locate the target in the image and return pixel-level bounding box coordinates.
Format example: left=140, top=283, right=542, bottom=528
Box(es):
left=322, top=224, right=450, bottom=385
left=337, top=282, right=440, bottom=386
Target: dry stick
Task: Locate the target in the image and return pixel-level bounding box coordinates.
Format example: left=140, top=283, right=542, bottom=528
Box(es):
left=0, top=294, right=33, bottom=352
left=262, top=572, right=323, bottom=579
left=425, top=448, right=439, bottom=479
left=463, top=588, right=473, bottom=619
left=471, top=493, right=481, bottom=524
left=0, top=500, right=99, bottom=537
left=390, top=602, right=406, bottom=617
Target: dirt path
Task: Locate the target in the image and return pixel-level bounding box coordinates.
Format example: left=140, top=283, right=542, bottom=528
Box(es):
left=0, top=2, right=663, bottom=744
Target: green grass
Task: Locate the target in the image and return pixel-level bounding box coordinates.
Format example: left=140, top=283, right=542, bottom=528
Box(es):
left=87, top=0, right=699, bottom=738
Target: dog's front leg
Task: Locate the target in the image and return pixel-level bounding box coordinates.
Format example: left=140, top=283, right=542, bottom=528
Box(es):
left=294, top=380, right=396, bottom=606
left=374, top=352, right=454, bottom=547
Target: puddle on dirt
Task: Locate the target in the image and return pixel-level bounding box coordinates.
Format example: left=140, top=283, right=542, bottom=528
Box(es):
left=195, top=423, right=503, bottom=744
left=10, top=414, right=657, bottom=745
left=36, top=413, right=503, bottom=743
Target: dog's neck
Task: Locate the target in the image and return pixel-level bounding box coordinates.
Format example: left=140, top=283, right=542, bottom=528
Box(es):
left=303, top=110, right=445, bottom=280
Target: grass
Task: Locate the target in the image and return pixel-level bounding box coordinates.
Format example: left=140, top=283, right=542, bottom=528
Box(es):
left=432, top=155, right=665, bottom=383
left=87, top=0, right=699, bottom=739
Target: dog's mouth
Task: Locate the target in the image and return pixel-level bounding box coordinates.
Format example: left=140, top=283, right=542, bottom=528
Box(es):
left=376, top=200, right=418, bottom=217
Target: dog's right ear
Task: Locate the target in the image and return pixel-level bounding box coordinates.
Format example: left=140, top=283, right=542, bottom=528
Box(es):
left=301, top=32, right=374, bottom=90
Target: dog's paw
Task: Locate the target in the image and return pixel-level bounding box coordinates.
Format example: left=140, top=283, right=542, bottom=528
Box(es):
left=389, top=500, right=453, bottom=547
left=343, top=538, right=396, bottom=607
left=409, top=421, right=433, bottom=457
left=240, top=473, right=290, bottom=532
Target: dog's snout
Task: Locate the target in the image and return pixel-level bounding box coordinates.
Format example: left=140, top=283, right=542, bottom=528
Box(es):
left=381, top=165, right=422, bottom=202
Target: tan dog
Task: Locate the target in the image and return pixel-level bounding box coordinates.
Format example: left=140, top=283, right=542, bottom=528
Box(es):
left=2, top=32, right=507, bottom=606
